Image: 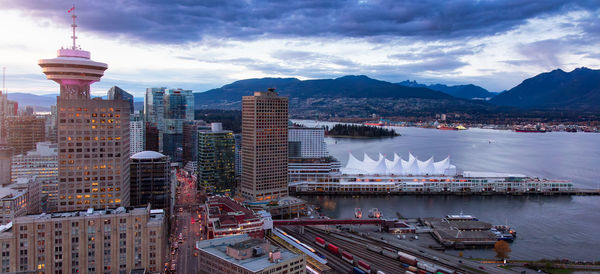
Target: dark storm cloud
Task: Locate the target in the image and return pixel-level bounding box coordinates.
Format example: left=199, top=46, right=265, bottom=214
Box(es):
left=5, top=0, right=599, bottom=44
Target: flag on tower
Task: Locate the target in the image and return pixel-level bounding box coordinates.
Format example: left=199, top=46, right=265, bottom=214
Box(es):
left=68, top=6, right=75, bottom=13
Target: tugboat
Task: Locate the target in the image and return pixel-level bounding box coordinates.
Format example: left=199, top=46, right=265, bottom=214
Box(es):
left=368, top=208, right=382, bottom=218
left=491, top=226, right=515, bottom=241
left=494, top=225, right=517, bottom=237
left=354, top=208, right=362, bottom=219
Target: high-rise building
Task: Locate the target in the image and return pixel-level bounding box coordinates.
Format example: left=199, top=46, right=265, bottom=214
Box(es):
left=0, top=146, right=11, bottom=186
left=162, top=89, right=194, bottom=162
left=182, top=120, right=208, bottom=165
left=10, top=141, right=58, bottom=211
left=38, top=12, right=130, bottom=211
left=107, top=86, right=134, bottom=113
left=241, top=89, right=288, bottom=202
left=130, top=111, right=144, bottom=155
left=45, top=105, right=58, bottom=142
left=0, top=206, right=167, bottom=273
left=144, top=87, right=166, bottom=150
left=288, top=127, right=328, bottom=158
left=5, top=116, right=46, bottom=155
left=234, top=133, right=242, bottom=179
left=197, top=123, right=236, bottom=194
left=145, top=122, right=160, bottom=152
left=130, top=151, right=171, bottom=212
left=163, top=119, right=184, bottom=162
left=164, top=88, right=194, bottom=121
left=196, top=234, right=305, bottom=274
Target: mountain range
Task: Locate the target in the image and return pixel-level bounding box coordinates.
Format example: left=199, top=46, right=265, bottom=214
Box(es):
left=396, top=80, right=498, bottom=100
left=490, top=67, right=600, bottom=110
left=6, top=67, right=600, bottom=115
left=194, top=75, right=454, bottom=109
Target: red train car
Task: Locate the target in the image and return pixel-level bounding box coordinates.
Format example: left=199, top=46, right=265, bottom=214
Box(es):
left=315, top=237, right=326, bottom=248
left=326, top=243, right=340, bottom=255
left=358, top=260, right=371, bottom=273
left=342, top=251, right=354, bottom=264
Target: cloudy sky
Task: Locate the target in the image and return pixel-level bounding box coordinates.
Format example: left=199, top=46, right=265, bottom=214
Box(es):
left=1, top=0, right=599, bottom=96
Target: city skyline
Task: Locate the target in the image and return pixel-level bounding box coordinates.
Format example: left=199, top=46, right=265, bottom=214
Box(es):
left=0, top=1, right=599, bottom=96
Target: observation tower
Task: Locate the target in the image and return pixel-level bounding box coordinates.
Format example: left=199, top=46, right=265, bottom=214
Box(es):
left=38, top=6, right=107, bottom=99
left=36, top=6, right=130, bottom=212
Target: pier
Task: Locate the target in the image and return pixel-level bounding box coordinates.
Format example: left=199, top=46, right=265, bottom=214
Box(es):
left=289, top=182, right=600, bottom=196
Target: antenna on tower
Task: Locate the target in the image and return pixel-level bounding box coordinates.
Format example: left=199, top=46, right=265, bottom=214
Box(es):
left=67, top=4, right=77, bottom=50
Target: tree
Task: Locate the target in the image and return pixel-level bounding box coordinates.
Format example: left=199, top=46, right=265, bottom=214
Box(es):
left=493, top=240, right=511, bottom=259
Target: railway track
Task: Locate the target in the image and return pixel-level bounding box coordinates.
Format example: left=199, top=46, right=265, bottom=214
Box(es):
left=281, top=228, right=353, bottom=273
left=310, top=227, right=464, bottom=273
left=300, top=227, right=405, bottom=274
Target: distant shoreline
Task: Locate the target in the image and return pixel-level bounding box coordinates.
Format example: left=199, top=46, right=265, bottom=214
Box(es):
left=326, top=135, right=398, bottom=139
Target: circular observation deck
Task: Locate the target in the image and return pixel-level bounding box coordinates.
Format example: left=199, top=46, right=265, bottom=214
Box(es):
left=38, top=49, right=108, bottom=85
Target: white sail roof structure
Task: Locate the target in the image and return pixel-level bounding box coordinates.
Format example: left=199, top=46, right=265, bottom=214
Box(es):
left=343, top=152, right=457, bottom=176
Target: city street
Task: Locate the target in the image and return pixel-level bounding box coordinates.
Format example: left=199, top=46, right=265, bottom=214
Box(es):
left=169, top=170, right=204, bottom=274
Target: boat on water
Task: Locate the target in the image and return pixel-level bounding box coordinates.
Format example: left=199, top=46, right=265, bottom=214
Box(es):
left=491, top=226, right=516, bottom=241
left=445, top=212, right=478, bottom=221
left=494, top=225, right=517, bottom=237
left=354, top=208, right=362, bottom=219
left=368, top=208, right=382, bottom=218
left=437, top=124, right=468, bottom=130
left=514, top=126, right=547, bottom=133
left=437, top=125, right=457, bottom=130
left=364, top=122, right=384, bottom=126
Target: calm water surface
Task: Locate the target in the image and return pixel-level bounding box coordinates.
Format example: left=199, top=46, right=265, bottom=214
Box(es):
left=295, top=120, right=600, bottom=261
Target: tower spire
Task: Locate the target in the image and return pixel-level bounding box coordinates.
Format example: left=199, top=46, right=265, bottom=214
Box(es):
left=68, top=4, right=77, bottom=50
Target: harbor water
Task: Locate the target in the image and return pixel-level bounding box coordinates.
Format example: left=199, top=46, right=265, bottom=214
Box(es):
left=294, top=120, right=600, bottom=261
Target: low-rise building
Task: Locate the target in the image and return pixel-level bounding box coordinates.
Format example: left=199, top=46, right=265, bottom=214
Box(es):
left=10, top=142, right=58, bottom=210
left=0, top=187, right=27, bottom=225
left=203, top=196, right=264, bottom=239
left=288, top=157, right=341, bottom=183
left=0, top=206, right=167, bottom=273
left=196, top=234, right=305, bottom=274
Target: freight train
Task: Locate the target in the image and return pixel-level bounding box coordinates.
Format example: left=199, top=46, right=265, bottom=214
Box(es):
left=316, top=237, right=375, bottom=273
left=366, top=244, right=455, bottom=274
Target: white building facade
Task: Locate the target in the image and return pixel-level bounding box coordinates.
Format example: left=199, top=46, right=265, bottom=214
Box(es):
left=130, top=112, right=144, bottom=155
left=288, top=127, right=328, bottom=158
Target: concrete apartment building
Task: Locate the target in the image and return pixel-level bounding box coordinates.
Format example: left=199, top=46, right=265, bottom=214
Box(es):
left=196, top=234, right=305, bottom=274
left=241, top=89, right=289, bottom=202
left=0, top=206, right=167, bottom=274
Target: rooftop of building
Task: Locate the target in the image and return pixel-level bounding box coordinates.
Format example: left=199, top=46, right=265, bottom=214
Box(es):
left=13, top=142, right=57, bottom=157
left=206, top=196, right=261, bottom=229
left=288, top=126, right=325, bottom=130
left=0, top=185, right=25, bottom=200
left=196, top=234, right=301, bottom=272
left=228, top=238, right=266, bottom=251
left=131, top=150, right=166, bottom=160
left=16, top=206, right=164, bottom=223
left=288, top=156, right=339, bottom=163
